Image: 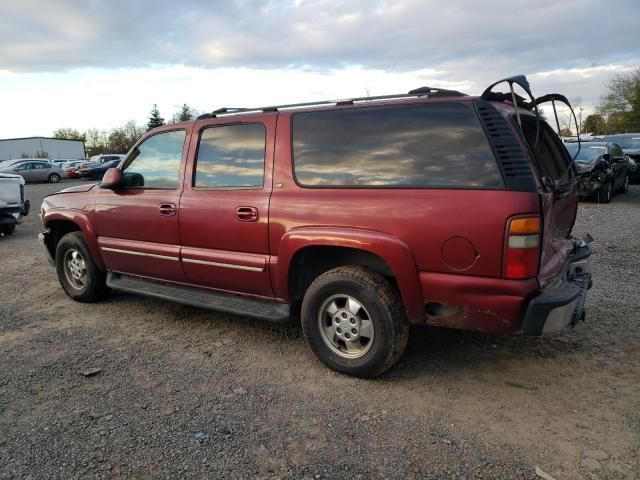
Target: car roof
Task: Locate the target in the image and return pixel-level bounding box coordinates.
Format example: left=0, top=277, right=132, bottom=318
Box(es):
left=567, top=142, right=609, bottom=147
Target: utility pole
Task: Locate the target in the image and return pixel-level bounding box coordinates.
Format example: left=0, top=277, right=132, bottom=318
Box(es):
left=579, top=107, right=583, bottom=134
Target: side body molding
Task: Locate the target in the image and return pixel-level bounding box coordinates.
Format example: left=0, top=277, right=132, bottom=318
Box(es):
left=44, top=209, right=105, bottom=270
left=274, top=227, right=424, bottom=323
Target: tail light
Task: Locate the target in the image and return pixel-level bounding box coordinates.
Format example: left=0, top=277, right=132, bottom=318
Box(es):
left=504, top=216, right=541, bottom=279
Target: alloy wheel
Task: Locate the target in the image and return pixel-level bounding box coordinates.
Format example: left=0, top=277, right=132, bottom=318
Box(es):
left=318, top=294, right=375, bottom=359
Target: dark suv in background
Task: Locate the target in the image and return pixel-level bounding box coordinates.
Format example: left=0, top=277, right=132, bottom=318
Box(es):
left=40, top=75, right=593, bottom=377
left=603, top=134, right=640, bottom=182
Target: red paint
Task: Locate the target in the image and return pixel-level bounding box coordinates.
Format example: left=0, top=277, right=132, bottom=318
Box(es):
left=41, top=97, right=580, bottom=334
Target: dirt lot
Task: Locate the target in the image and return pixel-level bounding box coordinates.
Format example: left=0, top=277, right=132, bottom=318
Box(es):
left=1, top=180, right=639, bottom=479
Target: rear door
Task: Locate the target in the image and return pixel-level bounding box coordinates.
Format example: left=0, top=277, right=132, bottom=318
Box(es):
left=178, top=114, right=276, bottom=297
left=519, top=116, right=578, bottom=284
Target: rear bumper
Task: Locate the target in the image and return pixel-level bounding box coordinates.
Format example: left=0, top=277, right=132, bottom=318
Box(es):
left=520, top=241, right=592, bottom=335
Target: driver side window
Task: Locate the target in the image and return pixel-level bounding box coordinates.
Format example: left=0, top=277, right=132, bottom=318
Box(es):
left=122, top=130, right=186, bottom=188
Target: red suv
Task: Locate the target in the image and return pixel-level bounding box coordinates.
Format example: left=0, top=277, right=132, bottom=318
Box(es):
left=40, top=75, right=592, bottom=377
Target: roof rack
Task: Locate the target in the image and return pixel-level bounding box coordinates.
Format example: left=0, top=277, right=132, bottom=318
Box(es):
left=197, top=87, right=467, bottom=119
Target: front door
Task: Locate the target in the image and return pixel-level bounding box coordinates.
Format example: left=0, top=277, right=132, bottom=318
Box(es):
left=179, top=115, right=276, bottom=298
left=94, top=128, right=190, bottom=282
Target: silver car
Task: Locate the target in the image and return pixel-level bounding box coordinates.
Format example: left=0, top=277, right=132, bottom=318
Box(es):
left=0, top=160, right=65, bottom=183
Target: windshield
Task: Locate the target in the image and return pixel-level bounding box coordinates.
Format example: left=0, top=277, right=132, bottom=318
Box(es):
left=565, top=145, right=606, bottom=163
left=604, top=136, right=640, bottom=149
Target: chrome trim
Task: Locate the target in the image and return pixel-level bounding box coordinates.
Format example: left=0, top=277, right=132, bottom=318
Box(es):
left=101, top=247, right=179, bottom=261
left=182, top=257, right=264, bottom=272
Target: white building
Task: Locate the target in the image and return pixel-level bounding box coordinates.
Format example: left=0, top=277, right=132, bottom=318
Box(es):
left=0, top=137, right=86, bottom=161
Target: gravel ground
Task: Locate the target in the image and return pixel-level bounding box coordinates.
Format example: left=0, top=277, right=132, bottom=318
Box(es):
left=1, top=180, right=639, bottom=479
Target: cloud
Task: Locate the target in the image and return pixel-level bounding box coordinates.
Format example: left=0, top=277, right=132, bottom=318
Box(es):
left=0, top=0, right=638, bottom=137
left=1, top=0, right=638, bottom=74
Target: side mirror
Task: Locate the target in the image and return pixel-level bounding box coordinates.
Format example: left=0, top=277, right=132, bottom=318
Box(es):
left=100, top=168, right=123, bottom=189
left=601, top=153, right=611, bottom=162
left=596, top=159, right=610, bottom=171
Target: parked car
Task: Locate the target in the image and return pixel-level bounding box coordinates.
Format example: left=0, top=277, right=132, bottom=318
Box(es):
left=90, top=154, right=125, bottom=164
left=77, top=159, right=121, bottom=180
left=0, top=160, right=65, bottom=183
left=39, top=75, right=592, bottom=377
left=63, top=160, right=89, bottom=178
left=602, top=134, right=640, bottom=182
left=0, top=173, right=30, bottom=235
left=565, top=142, right=630, bottom=202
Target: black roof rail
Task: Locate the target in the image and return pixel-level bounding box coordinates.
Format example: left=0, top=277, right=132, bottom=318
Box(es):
left=197, top=88, right=468, bottom=120
left=408, top=86, right=467, bottom=97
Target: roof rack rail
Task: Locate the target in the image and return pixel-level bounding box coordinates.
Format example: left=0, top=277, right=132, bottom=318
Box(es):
left=196, top=87, right=468, bottom=120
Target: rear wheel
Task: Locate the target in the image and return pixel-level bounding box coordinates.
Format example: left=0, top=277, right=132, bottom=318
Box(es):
left=48, top=173, right=61, bottom=183
left=55, top=232, right=108, bottom=302
left=597, top=180, right=612, bottom=203
left=301, top=266, right=409, bottom=378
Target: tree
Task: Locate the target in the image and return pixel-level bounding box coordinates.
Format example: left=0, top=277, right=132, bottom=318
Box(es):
left=599, top=68, right=640, bottom=133
left=171, top=103, right=195, bottom=123
left=53, top=128, right=86, bottom=142
left=581, top=114, right=606, bottom=135
left=147, top=104, right=165, bottom=130
left=558, top=127, right=573, bottom=137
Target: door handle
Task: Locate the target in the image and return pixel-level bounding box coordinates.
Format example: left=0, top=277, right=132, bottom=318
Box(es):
left=159, top=203, right=177, bottom=216
left=236, top=206, right=258, bottom=222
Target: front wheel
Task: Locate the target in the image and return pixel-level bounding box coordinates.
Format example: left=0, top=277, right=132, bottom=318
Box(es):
left=48, top=173, right=61, bottom=183
left=55, top=232, right=108, bottom=302
left=301, top=266, right=409, bottom=378
left=597, top=180, right=612, bottom=203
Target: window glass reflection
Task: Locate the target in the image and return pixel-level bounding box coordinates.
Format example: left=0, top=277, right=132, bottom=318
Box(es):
left=195, top=124, right=265, bottom=188
left=293, top=103, right=504, bottom=188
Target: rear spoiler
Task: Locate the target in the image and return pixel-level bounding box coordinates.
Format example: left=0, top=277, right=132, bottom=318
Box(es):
left=481, top=75, right=581, bottom=162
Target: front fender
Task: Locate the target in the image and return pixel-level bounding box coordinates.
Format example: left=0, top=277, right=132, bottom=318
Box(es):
left=44, top=209, right=105, bottom=270
left=274, top=227, right=423, bottom=323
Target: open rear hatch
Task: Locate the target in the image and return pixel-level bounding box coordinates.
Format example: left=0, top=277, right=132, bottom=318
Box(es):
left=481, top=76, right=583, bottom=285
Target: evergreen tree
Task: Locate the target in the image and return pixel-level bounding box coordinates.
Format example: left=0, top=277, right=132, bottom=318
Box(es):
left=147, top=104, right=165, bottom=130
left=175, top=103, right=194, bottom=122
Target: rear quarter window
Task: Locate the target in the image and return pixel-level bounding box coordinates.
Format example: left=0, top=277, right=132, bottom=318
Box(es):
left=292, top=102, right=503, bottom=189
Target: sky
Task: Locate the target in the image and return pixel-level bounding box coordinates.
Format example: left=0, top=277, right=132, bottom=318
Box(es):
left=0, top=0, right=638, bottom=138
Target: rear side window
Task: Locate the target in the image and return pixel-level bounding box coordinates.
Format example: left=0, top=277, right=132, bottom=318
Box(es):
left=195, top=123, right=266, bottom=188
left=292, top=102, right=503, bottom=188
left=520, top=118, right=572, bottom=181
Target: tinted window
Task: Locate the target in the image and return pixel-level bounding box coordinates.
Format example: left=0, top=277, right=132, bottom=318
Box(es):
left=123, top=130, right=185, bottom=188
left=521, top=118, right=571, bottom=181
left=292, top=103, right=502, bottom=188
left=195, top=123, right=265, bottom=188
left=34, top=162, right=49, bottom=169
left=565, top=144, right=606, bottom=163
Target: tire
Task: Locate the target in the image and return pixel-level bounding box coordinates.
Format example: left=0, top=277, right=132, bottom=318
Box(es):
left=301, top=266, right=409, bottom=378
left=1, top=223, right=16, bottom=236
left=48, top=173, right=61, bottom=183
left=620, top=174, right=629, bottom=194
left=597, top=180, right=612, bottom=203
left=55, top=231, right=108, bottom=302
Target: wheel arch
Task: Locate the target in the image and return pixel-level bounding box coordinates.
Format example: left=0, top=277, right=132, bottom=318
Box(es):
left=44, top=211, right=105, bottom=270
left=274, top=227, right=423, bottom=323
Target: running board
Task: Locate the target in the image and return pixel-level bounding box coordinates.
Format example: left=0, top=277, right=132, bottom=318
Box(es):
left=107, top=273, right=290, bottom=322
